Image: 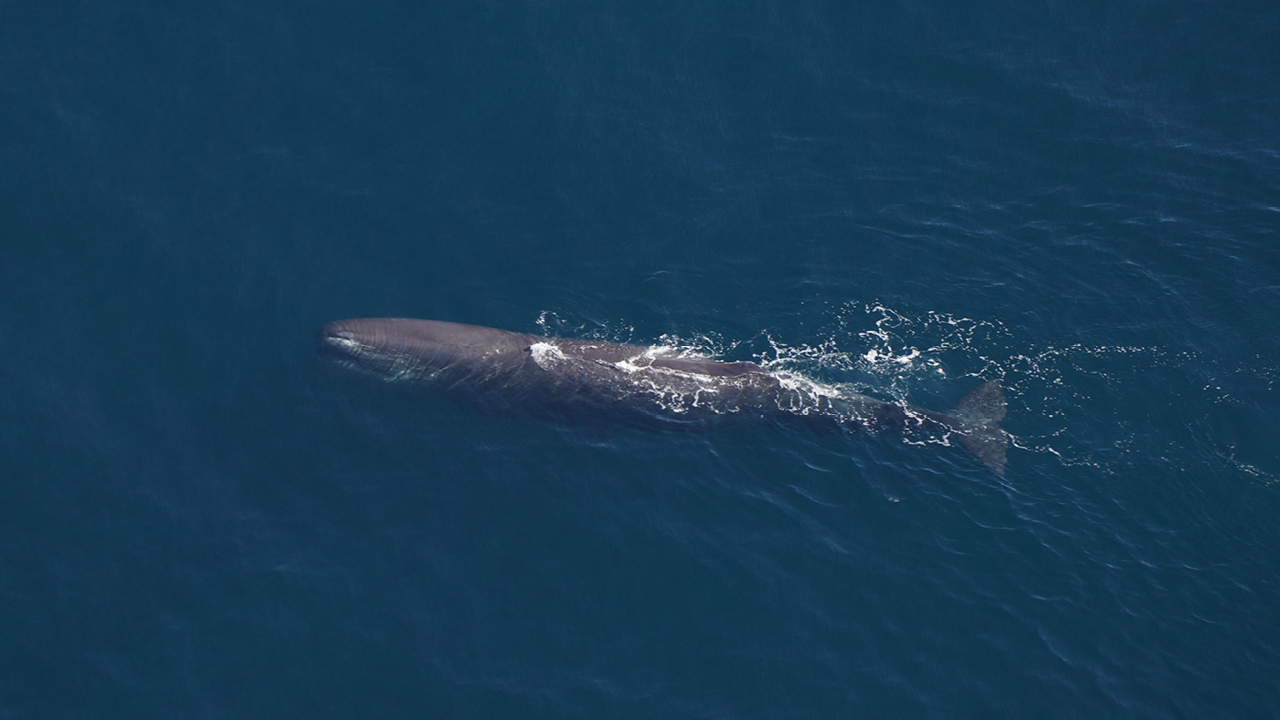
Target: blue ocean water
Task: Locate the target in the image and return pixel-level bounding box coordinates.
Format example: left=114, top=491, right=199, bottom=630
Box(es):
left=3, top=1, right=1279, bottom=717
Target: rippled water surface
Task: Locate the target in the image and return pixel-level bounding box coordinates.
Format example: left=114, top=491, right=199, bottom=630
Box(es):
left=3, top=2, right=1279, bottom=718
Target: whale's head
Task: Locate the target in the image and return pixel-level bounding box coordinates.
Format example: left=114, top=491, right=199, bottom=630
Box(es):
left=317, top=318, right=530, bottom=382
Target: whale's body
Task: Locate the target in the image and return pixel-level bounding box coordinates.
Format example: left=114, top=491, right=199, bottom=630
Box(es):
left=317, top=318, right=1009, bottom=474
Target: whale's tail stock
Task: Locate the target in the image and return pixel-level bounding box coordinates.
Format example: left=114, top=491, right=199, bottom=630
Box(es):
left=948, top=380, right=1009, bottom=475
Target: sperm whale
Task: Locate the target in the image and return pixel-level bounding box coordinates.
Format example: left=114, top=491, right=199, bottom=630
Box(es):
left=317, top=318, right=1009, bottom=474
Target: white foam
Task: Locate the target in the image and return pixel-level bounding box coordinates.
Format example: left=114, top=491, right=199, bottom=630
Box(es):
left=529, top=342, right=567, bottom=370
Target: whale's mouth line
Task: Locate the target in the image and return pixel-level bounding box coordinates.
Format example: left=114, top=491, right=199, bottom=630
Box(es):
left=316, top=330, right=436, bottom=386
left=316, top=333, right=363, bottom=359
left=316, top=327, right=392, bottom=376
left=323, top=334, right=361, bottom=352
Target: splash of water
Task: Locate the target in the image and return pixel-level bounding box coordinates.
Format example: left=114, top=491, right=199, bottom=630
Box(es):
left=532, top=302, right=1274, bottom=481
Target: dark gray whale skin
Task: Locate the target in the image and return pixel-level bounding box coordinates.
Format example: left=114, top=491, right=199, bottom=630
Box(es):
left=317, top=318, right=1009, bottom=474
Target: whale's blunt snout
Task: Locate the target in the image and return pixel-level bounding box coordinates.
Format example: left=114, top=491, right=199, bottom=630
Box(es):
left=322, top=324, right=356, bottom=342
left=316, top=321, right=363, bottom=362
